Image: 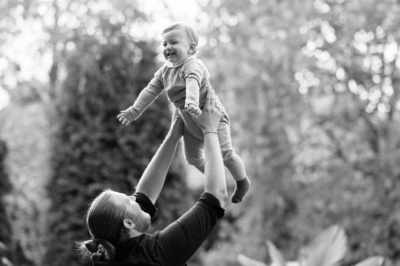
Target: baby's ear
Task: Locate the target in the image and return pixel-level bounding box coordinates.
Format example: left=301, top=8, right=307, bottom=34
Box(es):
left=189, top=42, right=197, bottom=54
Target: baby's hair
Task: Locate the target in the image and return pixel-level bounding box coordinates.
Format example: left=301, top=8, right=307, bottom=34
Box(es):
left=162, top=21, right=199, bottom=54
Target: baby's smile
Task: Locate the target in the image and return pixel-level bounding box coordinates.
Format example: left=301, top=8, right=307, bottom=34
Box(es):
left=166, top=49, right=176, bottom=56
left=165, top=50, right=179, bottom=63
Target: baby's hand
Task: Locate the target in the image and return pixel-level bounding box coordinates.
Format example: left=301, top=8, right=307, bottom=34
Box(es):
left=185, top=103, right=202, bottom=116
left=117, top=108, right=136, bottom=126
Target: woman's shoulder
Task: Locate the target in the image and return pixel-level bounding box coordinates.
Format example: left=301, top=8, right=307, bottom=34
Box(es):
left=113, top=233, right=161, bottom=265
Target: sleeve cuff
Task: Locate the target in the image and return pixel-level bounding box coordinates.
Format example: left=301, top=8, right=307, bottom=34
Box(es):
left=128, top=106, right=139, bottom=119
left=133, top=192, right=158, bottom=219
left=198, top=192, right=225, bottom=219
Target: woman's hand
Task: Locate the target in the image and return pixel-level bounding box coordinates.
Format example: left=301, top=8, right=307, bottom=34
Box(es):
left=191, top=89, right=221, bottom=134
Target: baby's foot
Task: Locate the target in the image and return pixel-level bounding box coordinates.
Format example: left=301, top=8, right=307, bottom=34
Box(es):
left=231, top=177, right=251, bottom=203
left=185, top=103, right=202, bottom=116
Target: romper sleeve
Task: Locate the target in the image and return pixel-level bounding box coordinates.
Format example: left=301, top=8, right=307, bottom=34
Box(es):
left=129, top=66, right=165, bottom=120
left=183, top=60, right=205, bottom=107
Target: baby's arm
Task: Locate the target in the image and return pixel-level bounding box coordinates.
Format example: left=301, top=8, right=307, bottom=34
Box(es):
left=184, top=62, right=204, bottom=116
left=117, top=107, right=139, bottom=126
left=117, top=68, right=165, bottom=125
left=185, top=79, right=202, bottom=116
left=117, top=90, right=156, bottom=126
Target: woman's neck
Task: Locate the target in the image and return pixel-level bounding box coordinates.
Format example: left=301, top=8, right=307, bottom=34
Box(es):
left=128, top=229, right=143, bottom=238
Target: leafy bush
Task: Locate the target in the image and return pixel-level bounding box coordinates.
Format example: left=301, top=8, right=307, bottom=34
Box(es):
left=0, top=140, right=12, bottom=266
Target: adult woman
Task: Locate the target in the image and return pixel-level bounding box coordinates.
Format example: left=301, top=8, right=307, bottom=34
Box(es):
left=78, top=90, right=228, bottom=266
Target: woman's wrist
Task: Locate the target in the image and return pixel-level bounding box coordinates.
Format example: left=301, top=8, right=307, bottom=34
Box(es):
left=203, top=131, right=218, bottom=135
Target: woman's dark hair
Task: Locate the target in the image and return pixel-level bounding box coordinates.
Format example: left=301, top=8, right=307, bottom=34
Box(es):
left=77, top=189, right=130, bottom=261
left=77, top=238, right=116, bottom=261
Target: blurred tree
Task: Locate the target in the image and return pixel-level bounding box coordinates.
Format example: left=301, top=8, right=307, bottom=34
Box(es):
left=0, top=1, right=24, bottom=94
left=199, top=0, right=313, bottom=264
left=198, top=0, right=400, bottom=265
left=0, top=140, right=12, bottom=266
left=0, top=92, right=50, bottom=266
left=0, top=136, right=35, bottom=266
left=1, top=1, right=192, bottom=266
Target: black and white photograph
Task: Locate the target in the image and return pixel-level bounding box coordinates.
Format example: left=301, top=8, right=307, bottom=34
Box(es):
left=0, top=0, right=398, bottom=265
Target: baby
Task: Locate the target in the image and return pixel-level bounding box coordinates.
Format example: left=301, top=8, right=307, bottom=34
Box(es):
left=117, top=22, right=250, bottom=203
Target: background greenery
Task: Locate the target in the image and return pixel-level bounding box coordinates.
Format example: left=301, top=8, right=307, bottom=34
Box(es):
left=0, top=0, right=399, bottom=266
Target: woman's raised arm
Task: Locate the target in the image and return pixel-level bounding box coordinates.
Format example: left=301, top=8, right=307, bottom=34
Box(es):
left=135, top=112, right=183, bottom=204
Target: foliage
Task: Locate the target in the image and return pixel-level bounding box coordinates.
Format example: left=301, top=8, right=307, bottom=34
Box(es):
left=0, top=99, right=50, bottom=266
left=0, top=140, right=12, bottom=266
left=198, top=0, right=400, bottom=265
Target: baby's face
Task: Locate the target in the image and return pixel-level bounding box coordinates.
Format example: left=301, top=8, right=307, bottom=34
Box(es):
left=162, top=28, right=192, bottom=65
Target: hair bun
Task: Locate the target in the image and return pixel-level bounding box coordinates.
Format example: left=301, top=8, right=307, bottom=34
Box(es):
left=83, top=238, right=116, bottom=261
left=84, top=239, right=98, bottom=253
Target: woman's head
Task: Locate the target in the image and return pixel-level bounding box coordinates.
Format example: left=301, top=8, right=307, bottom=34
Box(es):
left=80, top=189, right=151, bottom=261
left=87, top=189, right=151, bottom=243
left=86, top=189, right=126, bottom=244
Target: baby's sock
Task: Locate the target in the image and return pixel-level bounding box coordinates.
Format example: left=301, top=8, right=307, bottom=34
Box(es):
left=231, top=177, right=250, bottom=203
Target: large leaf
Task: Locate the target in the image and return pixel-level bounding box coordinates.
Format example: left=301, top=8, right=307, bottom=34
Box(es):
left=353, top=256, right=385, bottom=266
left=237, top=254, right=267, bottom=266
left=301, top=225, right=347, bottom=266
left=267, top=241, right=287, bottom=266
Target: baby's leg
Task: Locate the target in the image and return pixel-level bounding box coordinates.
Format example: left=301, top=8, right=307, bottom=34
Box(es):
left=224, top=153, right=250, bottom=203
left=218, top=121, right=250, bottom=203
left=183, top=128, right=205, bottom=173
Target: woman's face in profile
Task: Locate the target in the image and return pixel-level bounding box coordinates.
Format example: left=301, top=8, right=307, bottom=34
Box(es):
left=110, top=192, right=151, bottom=233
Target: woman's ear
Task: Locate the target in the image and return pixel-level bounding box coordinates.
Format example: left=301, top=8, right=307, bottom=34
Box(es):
left=123, top=218, right=135, bottom=230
